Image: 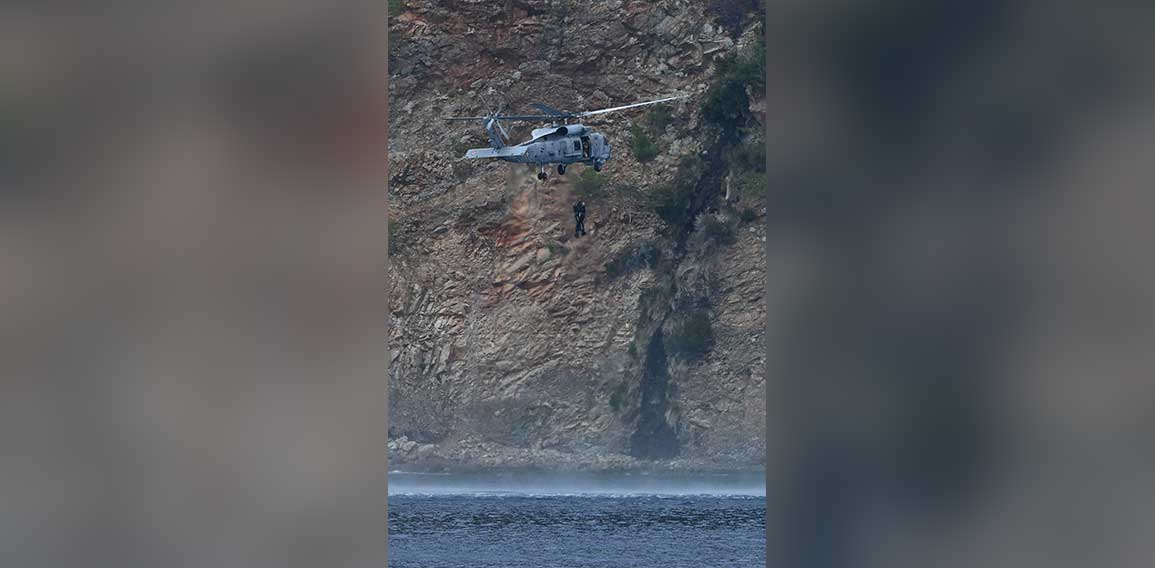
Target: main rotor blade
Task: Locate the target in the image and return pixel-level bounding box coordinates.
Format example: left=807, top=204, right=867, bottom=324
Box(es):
left=578, top=94, right=689, bottom=117
left=531, top=103, right=569, bottom=117
left=490, top=115, right=559, bottom=121
left=443, top=115, right=557, bottom=122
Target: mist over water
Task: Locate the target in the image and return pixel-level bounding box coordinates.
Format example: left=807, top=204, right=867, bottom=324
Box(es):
left=388, top=473, right=766, bottom=568
left=387, top=471, right=766, bottom=497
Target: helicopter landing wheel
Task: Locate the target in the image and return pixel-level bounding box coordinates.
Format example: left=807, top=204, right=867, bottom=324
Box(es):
left=593, top=161, right=602, bottom=172
left=557, top=164, right=566, bottom=175
left=537, top=171, right=548, bottom=181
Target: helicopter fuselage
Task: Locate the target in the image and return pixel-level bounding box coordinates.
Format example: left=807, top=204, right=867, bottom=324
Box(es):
left=463, top=123, right=611, bottom=171
left=447, top=94, right=686, bottom=180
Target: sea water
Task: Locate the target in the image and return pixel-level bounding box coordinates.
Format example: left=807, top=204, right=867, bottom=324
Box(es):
left=387, top=472, right=766, bottom=568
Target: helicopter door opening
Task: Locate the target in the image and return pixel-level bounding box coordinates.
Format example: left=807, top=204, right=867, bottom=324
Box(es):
left=580, top=136, right=591, bottom=159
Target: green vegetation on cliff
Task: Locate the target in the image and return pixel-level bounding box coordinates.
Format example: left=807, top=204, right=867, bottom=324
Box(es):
left=668, top=309, right=715, bottom=362
left=630, top=125, right=660, bottom=163
left=573, top=168, right=608, bottom=199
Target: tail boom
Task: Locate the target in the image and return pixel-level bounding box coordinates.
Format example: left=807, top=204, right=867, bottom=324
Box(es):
left=464, top=146, right=528, bottom=159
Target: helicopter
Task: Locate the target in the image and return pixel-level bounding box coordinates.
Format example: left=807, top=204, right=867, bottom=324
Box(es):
left=444, top=94, right=688, bottom=180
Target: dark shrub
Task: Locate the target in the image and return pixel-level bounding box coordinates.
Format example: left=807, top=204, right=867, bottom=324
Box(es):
left=702, top=214, right=737, bottom=246
left=649, top=184, right=691, bottom=227
left=668, top=309, right=715, bottom=362
left=732, top=169, right=766, bottom=201
left=646, top=104, right=674, bottom=135
left=708, top=0, right=762, bottom=39
left=631, top=125, right=660, bottom=163
left=605, top=254, right=628, bottom=279
left=726, top=139, right=766, bottom=173
left=648, top=154, right=707, bottom=228
left=604, top=242, right=663, bottom=280
left=574, top=168, right=607, bottom=199
left=701, top=36, right=765, bottom=129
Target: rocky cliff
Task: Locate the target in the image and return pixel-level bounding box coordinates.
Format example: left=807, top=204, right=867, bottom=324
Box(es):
left=387, top=0, right=766, bottom=472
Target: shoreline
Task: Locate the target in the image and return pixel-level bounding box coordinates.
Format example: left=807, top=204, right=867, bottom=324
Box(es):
left=388, top=447, right=764, bottom=477
left=388, top=464, right=767, bottom=476
left=387, top=436, right=764, bottom=476
left=388, top=465, right=766, bottom=497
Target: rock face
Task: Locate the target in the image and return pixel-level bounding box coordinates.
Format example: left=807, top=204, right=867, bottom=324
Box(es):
left=388, top=1, right=765, bottom=472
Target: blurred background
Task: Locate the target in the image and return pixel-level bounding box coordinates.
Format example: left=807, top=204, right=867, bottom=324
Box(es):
left=0, top=1, right=386, bottom=567
left=4, top=0, right=1155, bottom=566
left=765, top=1, right=1155, bottom=567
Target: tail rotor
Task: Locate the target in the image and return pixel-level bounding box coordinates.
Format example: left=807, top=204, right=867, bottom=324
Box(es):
left=494, top=110, right=511, bottom=142
left=442, top=98, right=561, bottom=151
left=481, top=98, right=510, bottom=149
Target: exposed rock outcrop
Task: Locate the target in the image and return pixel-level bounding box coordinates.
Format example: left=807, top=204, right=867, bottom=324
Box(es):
left=388, top=0, right=765, bottom=472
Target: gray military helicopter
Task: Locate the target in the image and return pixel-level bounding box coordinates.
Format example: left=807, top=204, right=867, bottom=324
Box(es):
left=444, top=94, right=688, bottom=180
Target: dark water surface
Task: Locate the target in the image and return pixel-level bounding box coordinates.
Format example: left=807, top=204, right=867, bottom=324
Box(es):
left=387, top=472, right=765, bottom=568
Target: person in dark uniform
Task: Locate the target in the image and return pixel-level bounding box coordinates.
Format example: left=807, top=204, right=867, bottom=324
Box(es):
left=573, top=200, right=587, bottom=237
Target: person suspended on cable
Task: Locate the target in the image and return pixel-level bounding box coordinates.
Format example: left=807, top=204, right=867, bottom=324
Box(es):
left=573, top=200, right=587, bottom=238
